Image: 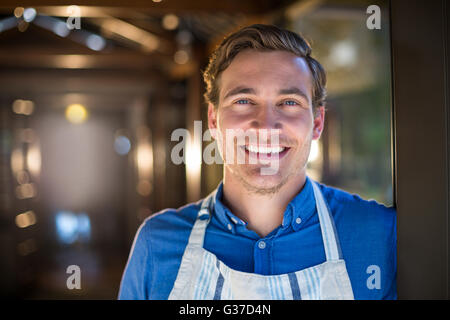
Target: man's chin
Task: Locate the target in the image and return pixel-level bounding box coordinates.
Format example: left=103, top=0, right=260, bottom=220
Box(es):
left=239, top=168, right=288, bottom=195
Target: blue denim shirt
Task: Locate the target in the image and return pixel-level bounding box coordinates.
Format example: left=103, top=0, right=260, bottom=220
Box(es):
left=119, top=176, right=397, bottom=300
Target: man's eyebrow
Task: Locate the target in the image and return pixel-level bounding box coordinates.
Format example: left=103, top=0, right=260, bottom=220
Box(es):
left=278, top=87, right=310, bottom=102
left=222, top=86, right=311, bottom=102
left=223, top=86, right=257, bottom=100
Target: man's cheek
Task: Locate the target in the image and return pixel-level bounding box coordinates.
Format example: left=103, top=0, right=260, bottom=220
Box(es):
left=215, top=130, right=235, bottom=164
left=215, top=129, right=226, bottom=161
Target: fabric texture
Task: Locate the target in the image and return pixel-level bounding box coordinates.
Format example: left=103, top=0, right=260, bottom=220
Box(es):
left=167, top=180, right=354, bottom=300
left=118, top=176, right=397, bottom=300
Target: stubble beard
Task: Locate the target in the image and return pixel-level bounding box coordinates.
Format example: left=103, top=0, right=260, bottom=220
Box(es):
left=225, top=136, right=312, bottom=197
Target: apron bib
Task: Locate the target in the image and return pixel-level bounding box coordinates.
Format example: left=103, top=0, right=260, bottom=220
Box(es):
left=169, top=181, right=354, bottom=300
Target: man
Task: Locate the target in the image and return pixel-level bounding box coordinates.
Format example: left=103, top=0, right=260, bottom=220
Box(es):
left=119, top=24, right=396, bottom=300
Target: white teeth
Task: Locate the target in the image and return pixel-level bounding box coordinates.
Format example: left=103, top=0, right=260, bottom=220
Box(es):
left=245, top=145, right=285, bottom=154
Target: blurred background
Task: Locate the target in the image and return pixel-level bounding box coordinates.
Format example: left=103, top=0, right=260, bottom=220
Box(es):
left=0, top=0, right=393, bottom=299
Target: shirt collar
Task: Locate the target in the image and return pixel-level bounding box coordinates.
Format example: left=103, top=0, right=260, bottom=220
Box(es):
left=212, top=176, right=316, bottom=234
left=213, top=183, right=245, bottom=234
left=283, top=176, right=316, bottom=232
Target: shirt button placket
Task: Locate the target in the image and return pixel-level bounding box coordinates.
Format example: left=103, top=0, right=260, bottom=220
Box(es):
left=258, top=241, right=266, bottom=249
left=254, top=240, right=270, bottom=274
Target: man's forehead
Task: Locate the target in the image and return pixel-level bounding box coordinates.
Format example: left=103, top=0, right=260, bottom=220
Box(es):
left=226, top=49, right=311, bottom=73
left=218, top=50, right=313, bottom=98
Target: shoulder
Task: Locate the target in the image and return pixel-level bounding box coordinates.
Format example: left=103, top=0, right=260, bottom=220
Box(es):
left=137, top=200, right=202, bottom=241
left=317, top=181, right=396, bottom=229
left=120, top=201, right=203, bottom=300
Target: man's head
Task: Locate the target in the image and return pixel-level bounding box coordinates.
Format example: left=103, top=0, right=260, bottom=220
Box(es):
left=205, top=24, right=327, bottom=194
left=203, top=24, right=326, bottom=112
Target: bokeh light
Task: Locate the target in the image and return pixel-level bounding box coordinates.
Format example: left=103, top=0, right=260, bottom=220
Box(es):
left=15, top=210, right=37, bottom=228
left=65, top=104, right=88, bottom=124
left=162, top=14, right=179, bottom=30
left=114, top=135, right=131, bottom=155
left=55, top=211, right=91, bottom=244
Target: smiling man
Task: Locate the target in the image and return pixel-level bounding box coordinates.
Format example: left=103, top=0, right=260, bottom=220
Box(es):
left=119, top=24, right=397, bottom=300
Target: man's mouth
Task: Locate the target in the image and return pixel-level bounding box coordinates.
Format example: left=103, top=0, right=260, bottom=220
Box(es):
left=241, top=145, right=290, bottom=161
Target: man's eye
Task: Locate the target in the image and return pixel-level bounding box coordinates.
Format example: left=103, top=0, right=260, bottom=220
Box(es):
left=283, top=100, right=299, bottom=106
left=235, top=99, right=250, bottom=105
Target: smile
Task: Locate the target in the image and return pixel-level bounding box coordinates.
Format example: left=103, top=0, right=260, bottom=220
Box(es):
left=245, top=145, right=285, bottom=154
left=242, top=145, right=290, bottom=161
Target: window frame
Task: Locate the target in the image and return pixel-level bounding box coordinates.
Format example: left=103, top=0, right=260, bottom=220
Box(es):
left=390, top=0, right=450, bottom=299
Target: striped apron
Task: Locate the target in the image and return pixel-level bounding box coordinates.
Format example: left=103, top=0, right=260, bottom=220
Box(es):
left=168, top=181, right=354, bottom=300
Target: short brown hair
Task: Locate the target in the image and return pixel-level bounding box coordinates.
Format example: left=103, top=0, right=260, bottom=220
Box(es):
left=203, top=24, right=327, bottom=111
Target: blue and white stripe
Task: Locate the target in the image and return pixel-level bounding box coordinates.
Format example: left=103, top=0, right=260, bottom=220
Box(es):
left=194, top=252, right=217, bottom=299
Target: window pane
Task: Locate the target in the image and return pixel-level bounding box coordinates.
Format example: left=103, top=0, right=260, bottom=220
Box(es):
left=287, top=0, right=393, bottom=205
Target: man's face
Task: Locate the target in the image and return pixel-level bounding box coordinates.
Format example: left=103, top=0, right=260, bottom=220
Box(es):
left=208, top=50, right=325, bottom=194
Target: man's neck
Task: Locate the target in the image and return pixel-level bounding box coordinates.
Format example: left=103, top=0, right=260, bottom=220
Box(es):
left=222, top=169, right=307, bottom=238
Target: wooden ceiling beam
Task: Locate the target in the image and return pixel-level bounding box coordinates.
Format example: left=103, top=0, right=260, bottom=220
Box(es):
left=0, top=49, right=171, bottom=69
left=0, top=0, right=280, bottom=15
left=0, top=69, right=162, bottom=94
left=0, top=49, right=198, bottom=80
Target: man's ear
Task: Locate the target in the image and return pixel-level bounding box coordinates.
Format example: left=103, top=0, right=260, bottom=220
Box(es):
left=207, top=103, right=218, bottom=139
left=312, top=106, right=325, bottom=140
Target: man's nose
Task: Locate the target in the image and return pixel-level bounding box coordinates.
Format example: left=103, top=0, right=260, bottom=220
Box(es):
left=250, top=105, right=282, bottom=130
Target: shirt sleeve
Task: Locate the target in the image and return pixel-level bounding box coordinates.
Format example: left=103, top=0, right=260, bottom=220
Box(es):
left=118, top=221, right=152, bottom=300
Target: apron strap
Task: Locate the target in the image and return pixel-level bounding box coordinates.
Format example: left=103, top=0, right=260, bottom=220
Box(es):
left=311, top=181, right=342, bottom=261
left=186, top=190, right=216, bottom=247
